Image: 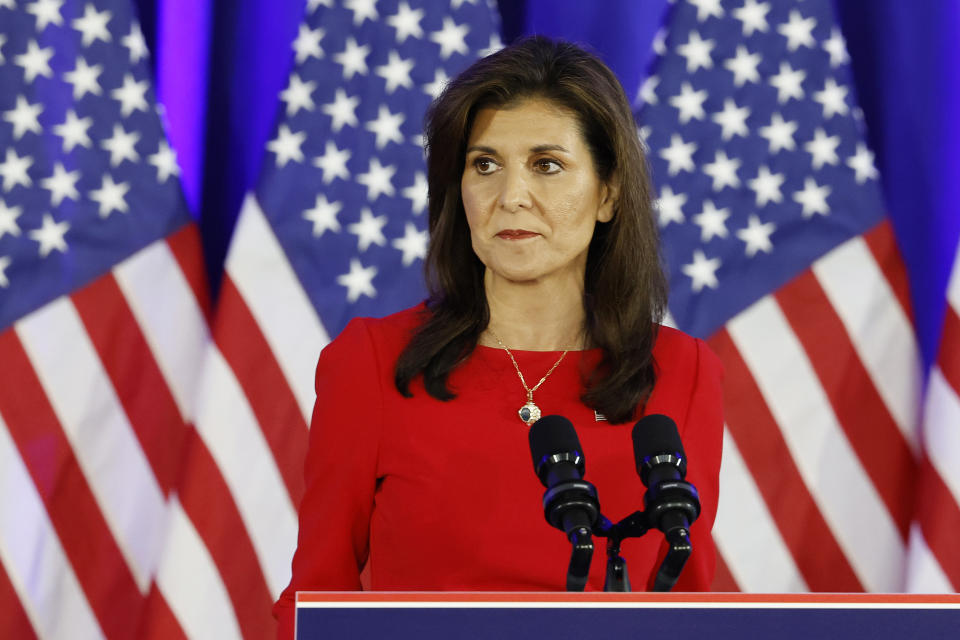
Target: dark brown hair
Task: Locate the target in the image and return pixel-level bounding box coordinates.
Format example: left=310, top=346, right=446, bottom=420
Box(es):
left=394, top=36, right=667, bottom=424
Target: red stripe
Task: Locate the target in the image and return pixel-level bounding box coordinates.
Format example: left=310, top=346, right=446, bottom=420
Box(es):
left=0, top=562, right=37, bottom=639
left=915, top=457, right=960, bottom=589
left=710, top=547, right=740, bottom=592
left=214, top=275, right=308, bottom=504
left=165, top=224, right=213, bottom=324
left=863, top=221, right=914, bottom=323
left=776, top=271, right=915, bottom=540
left=938, top=306, right=960, bottom=395
left=708, top=329, right=863, bottom=591
left=137, top=584, right=188, bottom=640
left=71, top=274, right=188, bottom=495
left=0, top=329, right=146, bottom=639
left=175, top=428, right=277, bottom=640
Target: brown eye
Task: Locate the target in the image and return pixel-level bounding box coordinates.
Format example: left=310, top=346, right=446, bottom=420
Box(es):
left=473, top=157, right=498, bottom=175
left=534, top=158, right=561, bottom=174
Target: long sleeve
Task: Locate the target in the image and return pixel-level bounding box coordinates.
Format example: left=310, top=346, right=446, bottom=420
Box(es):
left=273, top=318, right=384, bottom=639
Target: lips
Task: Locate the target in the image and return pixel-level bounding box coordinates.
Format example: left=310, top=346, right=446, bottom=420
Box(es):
left=496, top=229, right=539, bottom=239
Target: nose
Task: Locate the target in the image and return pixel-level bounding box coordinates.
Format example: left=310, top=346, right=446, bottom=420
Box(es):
left=497, top=167, right=532, bottom=212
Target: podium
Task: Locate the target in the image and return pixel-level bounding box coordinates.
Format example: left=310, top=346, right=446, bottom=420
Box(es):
left=295, top=592, right=960, bottom=639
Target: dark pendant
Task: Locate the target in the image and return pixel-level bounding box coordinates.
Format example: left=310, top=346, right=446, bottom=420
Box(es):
left=519, top=401, right=541, bottom=425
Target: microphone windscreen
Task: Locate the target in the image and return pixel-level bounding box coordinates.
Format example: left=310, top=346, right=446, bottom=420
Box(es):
left=631, top=414, right=685, bottom=462
left=528, top=415, right=581, bottom=471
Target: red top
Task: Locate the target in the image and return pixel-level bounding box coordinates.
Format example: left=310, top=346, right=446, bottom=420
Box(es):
left=274, top=306, right=724, bottom=638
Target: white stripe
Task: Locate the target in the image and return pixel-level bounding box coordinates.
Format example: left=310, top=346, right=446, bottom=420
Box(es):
left=947, top=248, right=960, bottom=312
left=923, top=367, right=960, bottom=505
left=114, top=238, right=211, bottom=423
left=0, top=418, right=104, bottom=640
left=727, top=296, right=905, bottom=591
left=713, top=427, right=806, bottom=592
left=812, top=236, right=921, bottom=450
left=905, top=524, right=954, bottom=592
left=154, top=498, right=243, bottom=640
left=15, top=298, right=167, bottom=591
left=194, top=346, right=297, bottom=596
left=227, top=194, right=329, bottom=424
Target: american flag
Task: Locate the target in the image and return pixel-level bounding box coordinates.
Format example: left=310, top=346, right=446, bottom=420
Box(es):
left=636, top=0, right=958, bottom=591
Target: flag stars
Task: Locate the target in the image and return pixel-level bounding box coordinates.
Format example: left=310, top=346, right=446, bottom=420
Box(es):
left=477, top=33, right=504, bottom=58
left=89, top=174, right=130, bottom=217
left=348, top=208, right=388, bottom=252
left=793, top=177, right=831, bottom=218
left=313, top=140, right=351, bottom=184
left=847, top=143, right=879, bottom=184
left=356, top=158, right=396, bottom=201
left=334, top=37, right=370, bottom=79
left=402, top=172, right=428, bottom=214
left=637, top=75, right=659, bottom=106
left=0, top=35, right=5, bottom=64
left=337, top=258, right=377, bottom=302
left=0, top=256, right=9, bottom=288
left=703, top=150, right=741, bottom=191
left=759, top=112, right=798, bottom=153
left=778, top=10, right=817, bottom=52
left=148, top=140, right=180, bottom=182
left=732, top=0, right=770, bottom=36
left=26, top=0, right=65, bottom=31
left=748, top=165, right=785, bottom=207
left=292, top=24, right=324, bottom=64
left=736, top=215, right=776, bottom=257
left=344, top=0, right=378, bottom=26
left=280, top=73, right=317, bottom=116
left=63, top=56, right=104, bottom=99
left=15, top=40, right=54, bottom=83
left=28, top=213, right=70, bottom=257
left=423, top=68, right=450, bottom=100
left=54, top=109, right=93, bottom=152
left=111, top=74, right=150, bottom=117
left=431, top=17, right=470, bottom=59
left=122, top=23, right=149, bottom=63
left=0, top=199, right=23, bottom=239
left=813, top=77, right=849, bottom=119
left=392, top=222, right=427, bottom=266
left=387, top=1, right=424, bottom=43
left=669, top=82, right=708, bottom=124
left=712, top=98, right=750, bottom=140
left=724, top=46, right=761, bottom=87
left=375, top=51, right=415, bottom=94
left=72, top=3, right=112, bottom=47
left=688, top=0, right=723, bottom=22
left=303, top=194, right=342, bottom=237
left=101, top=123, right=141, bottom=166
left=0, top=148, right=34, bottom=191
left=682, top=250, right=721, bottom=293
left=365, top=104, right=405, bottom=149
left=677, top=31, right=715, bottom=73
left=4, top=95, right=43, bottom=140
left=693, top=200, right=730, bottom=241
left=770, top=62, right=806, bottom=103
left=659, top=134, right=697, bottom=176
left=322, top=89, right=360, bottom=132
left=823, top=28, right=850, bottom=67
left=804, top=127, right=840, bottom=169
left=267, top=124, right=306, bottom=167
left=655, top=185, right=687, bottom=227
left=41, top=162, right=80, bottom=206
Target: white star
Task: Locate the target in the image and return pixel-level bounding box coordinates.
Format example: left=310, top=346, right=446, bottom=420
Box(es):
left=148, top=140, right=180, bottom=182
left=681, top=250, right=721, bottom=293
left=637, top=75, right=659, bottom=106
left=337, top=258, right=377, bottom=302
left=689, top=0, right=723, bottom=21
left=669, top=82, right=708, bottom=124
left=655, top=185, right=686, bottom=227
left=267, top=124, right=306, bottom=167
left=387, top=1, right=424, bottom=43
left=431, top=17, right=470, bottom=59
left=770, top=62, right=806, bottom=104
left=692, top=200, right=730, bottom=242
left=63, top=56, right=103, bottom=99
left=652, top=27, right=667, bottom=56
left=122, top=23, right=149, bottom=63
left=41, top=162, right=80, bottom=206
left=26, top=0, right=65, bottom=30
left=0, top=198, right=23, bottom=239
left=303, top=194, right=342, bottom=237
left=0, top=256, right=9, bottom=288
left=376, top=51, right=415, bottom=95
left=322, top=88, right=359, bottom=132
left=402, top=172, right=428, bottom=214
left=53, top=109, right=93, bottom=153
left=72, top=3, right=112, bottom=47
left=423, top=68, right=450, bottom=100
left=3, top=95, right=43, bottom=140
left=101, top=123, right=140, bottom=166
left=348, top=208, right=388, bottom=252
left=365, top=104, right=405, bottom=149
left=659, top=134, right=697, bottom=176
left=392, top=222, right=427, bottom=266
left=813, top=77, right=849, bottom=119
left=111, top=74, right=150, bottom=117
left=307, top=0, right=334, bottom=10
left=333, top=37, right=370, bottom=79
left=736, top=215, right=776, bottom=257
left=712, top=98, right=750, bottom=140
left=778, top=10, right=817, bottom=51
left=793, top=177, right=831, bottom=218
left=748, top=165, right=785, bottom=207
left=292, top=24, right=324, bottom=64
left=14, top=40, right=54, bottom=83
left=0, top=148, right=33, bottom=191
left=703, top=150, right=741, bottom=191
left=732, top=0, right=770, bottom=36
left=804, top=128, right=840, bottom=169
left=477, top=32, right=504, bottom=58
left=89, top=174, right=130, bottom=217
left=0, top=0, right=11, bottom=10
left=677, top=30, right=715, bottom=73
left=823, top=27, right=850, bottom=67
left=724, top=45, right=761, bottom=87
left=344, top=0, right=378, bottom=26
left=313, top=140, right=351, bottom=184
left=29, top=213, right=69, bottom=257
left=847, top=143, right=879, bottom=184
left=0, top=34, right=5, bottom=64
left=356, top=158, right=396, bottom=201
left=759, top=112, right=798, bottom=153
left=280, top=73, right=316, bottom=116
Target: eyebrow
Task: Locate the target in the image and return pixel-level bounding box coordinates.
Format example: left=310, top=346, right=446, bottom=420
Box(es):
left=464, top=144, right=571, bottom=154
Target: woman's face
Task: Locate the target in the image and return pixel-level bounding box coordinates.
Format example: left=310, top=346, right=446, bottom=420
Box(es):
left=460, top=98, right=614, bottom=289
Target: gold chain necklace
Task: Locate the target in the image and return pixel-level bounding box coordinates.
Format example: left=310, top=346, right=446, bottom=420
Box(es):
left=489, top=330, right=569, bottom=426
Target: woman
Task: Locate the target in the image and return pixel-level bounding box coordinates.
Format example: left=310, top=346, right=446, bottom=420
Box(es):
left=274, top=37, right=723, bottom=636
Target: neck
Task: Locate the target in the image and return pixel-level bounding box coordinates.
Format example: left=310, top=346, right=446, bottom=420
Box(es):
left=480, top=269, right=588, bottom=351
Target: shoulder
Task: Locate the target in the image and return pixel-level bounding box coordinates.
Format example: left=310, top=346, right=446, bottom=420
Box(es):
left=647, top=324, right=723, bottom=417
left=318, top=303, right=427, bottom=374
left=651, top=325, right=722, bottom=378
